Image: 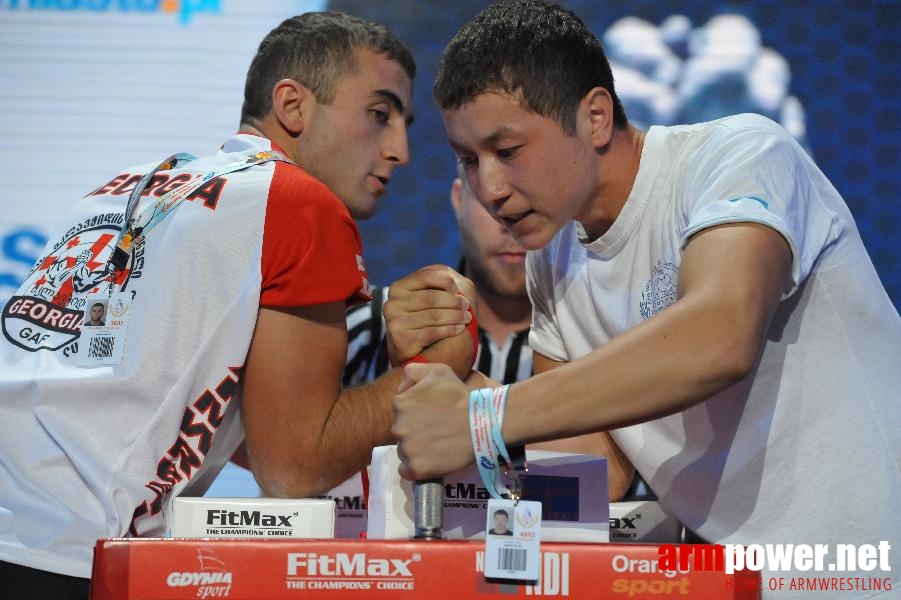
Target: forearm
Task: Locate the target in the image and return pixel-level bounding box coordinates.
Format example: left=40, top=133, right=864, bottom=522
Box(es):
left=293, top=370, right=403, bottom=496
left=243, top=303, right=405, bottom=499
left=271, top=331, right=475, bottom=496
left=250, top=368, right=402, bottom=497
left=504, top=294, right=759, bottom=448
left=465, top=360, right=634, bottom=499
left=522, top=355, right=635, bottom=501
left=420, top=327, right=475, bottom=380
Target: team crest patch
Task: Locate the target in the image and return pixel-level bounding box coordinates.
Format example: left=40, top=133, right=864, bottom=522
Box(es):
left=639, top=261, right=679, bottom=320
left=1, top=213, right=143, bottom=353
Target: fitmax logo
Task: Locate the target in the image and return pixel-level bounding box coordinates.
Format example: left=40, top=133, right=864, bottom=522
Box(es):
left=333, top=496, right=366, bottom=511
left=206, top=510, right=296, bottom=527
left=610, top=513, right=642, bottom=541
left=445, top=482, right=491, bottom=500
left=610, top=516, right=639, bottom=529
left=0, top=0, right=220, bottom=24
left=288, top=553, right=415, bottom=577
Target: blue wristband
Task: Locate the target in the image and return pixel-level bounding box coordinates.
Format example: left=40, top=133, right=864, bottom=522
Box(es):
left=469, top=385, right=524, bottom=499
left=469, top=387, right=503, bottom=498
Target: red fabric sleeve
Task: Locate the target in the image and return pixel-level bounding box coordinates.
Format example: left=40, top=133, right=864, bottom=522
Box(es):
left=260, top=161, right=371, bottom=307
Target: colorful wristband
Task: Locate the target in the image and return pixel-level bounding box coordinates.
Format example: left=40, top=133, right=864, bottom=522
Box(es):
left=469, top=385, right=525, bottom=500
left=401, top=354, right=429, bottom=368
left=462, top=298, right=480, bottom=370
left=469, top=387, right=505, bottom=499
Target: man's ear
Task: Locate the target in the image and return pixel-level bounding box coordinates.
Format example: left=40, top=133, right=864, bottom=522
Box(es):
left=450, top=177, right=464, bottom=215
left=270, top=79, right=312, bottom=135
left=583, top=87, right=615, bottom=149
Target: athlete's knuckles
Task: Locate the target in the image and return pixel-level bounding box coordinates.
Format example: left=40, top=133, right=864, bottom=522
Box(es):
left=420, top=264, right=452, bottom=280
left=424, top=289, right=456, bottom=307
left=422, top=310, right=445, bottom=326
left=383, top=303, right=415, bottom=321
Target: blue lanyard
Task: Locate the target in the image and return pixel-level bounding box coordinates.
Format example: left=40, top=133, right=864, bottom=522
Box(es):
left=107, top=148, right=291, bottom=286
left=470, top=385, right=527, bottom=500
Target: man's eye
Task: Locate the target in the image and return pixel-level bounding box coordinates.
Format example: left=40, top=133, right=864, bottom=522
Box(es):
left=458, top=155, right=477, bottom=167
left=370, top=109, right=389, bottom=124
left=497, top=146, right=519, bottom=159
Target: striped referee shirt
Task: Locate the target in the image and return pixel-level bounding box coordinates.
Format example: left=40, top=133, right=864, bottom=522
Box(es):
left=343, top=285, right=533, bottom=387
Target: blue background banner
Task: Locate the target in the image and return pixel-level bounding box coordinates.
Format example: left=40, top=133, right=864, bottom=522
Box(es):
left=330, top=0, right=900, bottom=308
left=0, top=1, right=897, bottom=309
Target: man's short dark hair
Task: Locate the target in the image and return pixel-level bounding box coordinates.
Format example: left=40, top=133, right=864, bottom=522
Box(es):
left=494, top=509, right=509, bottom=519
left=240, top=11, right=416, bottom=125
left=435, top=0, right=627, bottom=135
left=91, top=303, right=104, bottom=310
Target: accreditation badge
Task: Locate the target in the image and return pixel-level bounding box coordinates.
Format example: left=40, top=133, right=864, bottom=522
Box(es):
left=484, top=498, right=542, bottom=581
left=76, top=291, right=133, bottom=367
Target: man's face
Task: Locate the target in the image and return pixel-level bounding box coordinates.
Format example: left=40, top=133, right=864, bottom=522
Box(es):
left=90, top=305, right=103, bottom=322
left=452, top=177, right=527, bottom=300
left=443, top=91, right=600, bottom=250
left=493, top=511, right=509, bottom=533
left=297, top=48, right=413, bottom=220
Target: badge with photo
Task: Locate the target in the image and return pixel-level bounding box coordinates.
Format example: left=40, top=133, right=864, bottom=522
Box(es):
left=76, top=292, right=133, bottom=367
left=484, top=498, right=542, bottom=581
